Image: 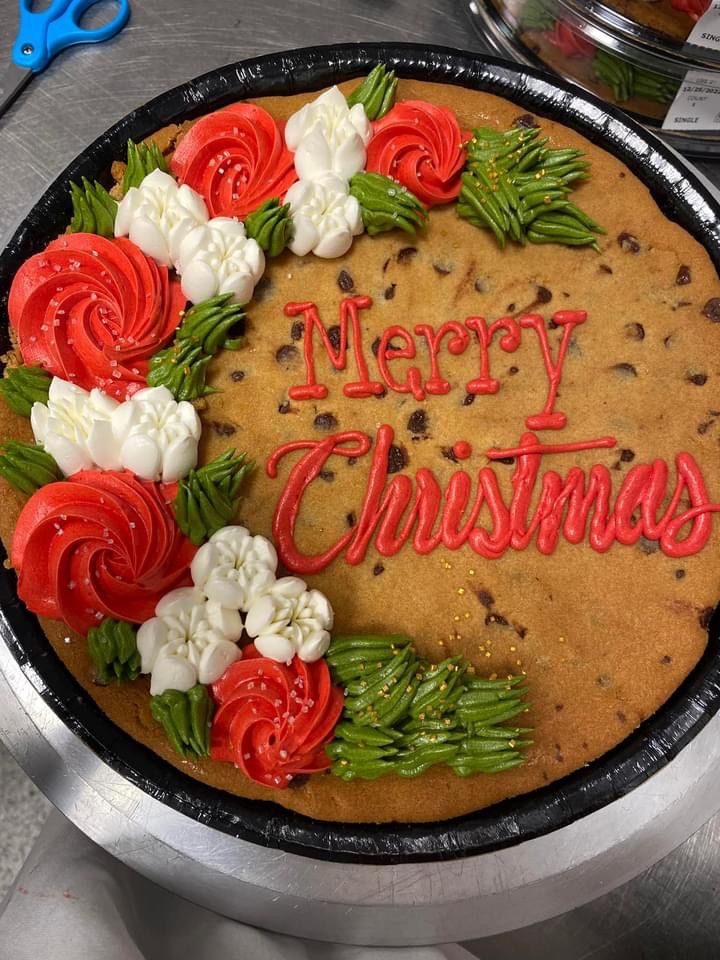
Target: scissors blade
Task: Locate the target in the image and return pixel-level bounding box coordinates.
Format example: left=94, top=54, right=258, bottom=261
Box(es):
left=0, top=62, right=32, bottom=120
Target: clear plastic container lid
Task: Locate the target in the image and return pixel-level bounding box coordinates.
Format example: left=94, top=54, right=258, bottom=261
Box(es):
left=465, top=0, right=720, bottom=156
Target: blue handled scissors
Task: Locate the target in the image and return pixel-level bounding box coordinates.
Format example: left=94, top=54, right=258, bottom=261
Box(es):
left=0, top=0, right=130, bottom=119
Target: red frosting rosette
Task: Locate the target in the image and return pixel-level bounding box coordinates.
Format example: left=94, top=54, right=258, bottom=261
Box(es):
left=8, top=234, right=185, bottom=401
left=671, top=0, right=709, bottom=19
left=365, top=100, right=469, bottom=208
left=211, top=645, right=343, bottom=789
left=170, top=103, right=297, bottom=219
left=11, top=470, right=194, bottom=635
left=545, top=21, right=595, bottom=58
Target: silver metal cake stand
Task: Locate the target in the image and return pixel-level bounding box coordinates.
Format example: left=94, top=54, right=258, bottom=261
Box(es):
left=2, top=632, right=720, bottom=947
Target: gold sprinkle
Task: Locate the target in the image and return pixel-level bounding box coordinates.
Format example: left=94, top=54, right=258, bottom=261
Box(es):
left=516, top=659, right=522, bottom=666
left=440, top=682, right=448, bottom=692
left=464, top=612, right=471, bottom=620
left=458, top=587, right=466, bottom=595
left=438, top=639, right=446, bottom=647
left=485, top=652, right=492, bottom=658
left=510, top=645, right=517, bottom=652
left=469, top=568, right=475, bottom=575
left=559, top=636, right=565, bottom=643
left=454, top=615, right=461, bottom=622
left=489, top=672, right=498, bottom=680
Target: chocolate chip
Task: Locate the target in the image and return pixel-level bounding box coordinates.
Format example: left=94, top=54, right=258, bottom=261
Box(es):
left=616, top=711, right=627, bottom=724
left=620, top=448, right=635, bottom=463
left=384, top=283, right=396, bottom=300
left=474, top=278, right=488, bottom=293
left=624, top=322, right=645, bottom=341
left=278, top=400, right=291, bottom=414
left=433, top=261, right=453, bottom=275
left=536, top=285, right=552, bottom=304
left=275, top=344, right=299, bottom=364
left=612, top=362, right=637, bottom=378
left=599, top=264, right=613, bottom=274
left=555, top=704, right=564, bottom=712
left=688, top=372, right=708, bottom=386
left=347, top=457, right=358, bottom=466
left=319, top=469, right=335, bottom=482
left=407, top=409, right=428, bottom=435
left=507, top=302, right=516, bottom=313
left=485, top=612, right=508, bottom=627
left=397, top=246, right=417, bottom=264
left=509, top=366, right=519, bottom=375
left=676, top=264, right=691, bottom=285
left=287, top=774, right=310, bottom=789
left=663, top=334, right=674, bottom=349
left=208, top=420, right=236, bottom=437
left=327, top=324, right=343, bottom=351
left=698, top=420, right=714, bottom=435
left=314, top=412, right=338, bottom=431
left=382, top=257, right=391, bottom=273
left=346, top=511, right=356, bottom=527
left=290, top=320, right=304, bottom=341
left=548, top=317, right=560, bottom=330
left=374, top=387, right=387, bottom=399
left=476, top=589, right=495, bottom=609
left=371, top=337, right=381, bottom=357
left=618, top=232, right=641, bottom=253
left=372, top=336, right=401, bottom=357
left=639, top=536, right=658, bottom=554
left=463, top=393, right=475, bottom=406
left=675, top=569, right=686, bottom=580
left=441, top=446, right=458, bottom=463
left=373, top=563, right=385, bottom=576
left=660, top=655, right=673, bottom=665
left=703, top=298, right=720, bottom=322
left=230, top=369, right=245, bottom=382
left=514, top=113, right=539, bottom=128
left=597, top=674, right=611, bottom=688
left=514, top=624, right=528, bottom=639
left=497, top=456, right=516, bottom=465
left=699, top=606, right=715, bottom=630
left=387, top=444, right=408, bottom=473
left=337, top=269, right=354, bottom=292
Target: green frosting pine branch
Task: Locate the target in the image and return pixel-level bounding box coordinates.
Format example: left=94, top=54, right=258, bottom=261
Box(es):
left=68, top=177, right=118, bottom=238
left=325, top=636, right=530, bottom=781
left=151, top=685, right=214, bottom=759
left=346, top=63, right=398, bottom=120
left=593, top=50, right=678, bottom=105
left=519, top=0, right=557, bottom=31
left=123, top=138, right=169, bottom=193
left=459, top=124, right=604, bottom=251
left=174, top=449, right=254, bottom=545
left=87, top=618, right=141, bottom=685
left=147, top=294, right=246, bottom=401
left=349, top=172, right=427, bottom=237
left=245, top=198, right=293, bottom=257
left=0, top=365, right=51, bottom=417
left=0, top=440, right=61, bottom=495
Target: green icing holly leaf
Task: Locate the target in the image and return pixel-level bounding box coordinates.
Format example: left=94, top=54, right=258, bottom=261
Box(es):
left=245, top=198, right=293, bottom=257
left=0, top=441, right=61, bottom=495
left=325, top=636, right=530, bottom=781
left=349, top=172, right=427, bottom=237
left=123, top=138, right=169, bottom=192
left=346, top=63, right=398, bottom=120
left=87, top=618, right=141, bottom=685
left=174, top=449, right=254, bottom=546
left=68, top=177, right=118, bottom=238
left=151, top=685, right=214, bottom=759
left=0, top=365, right=51, bottom=417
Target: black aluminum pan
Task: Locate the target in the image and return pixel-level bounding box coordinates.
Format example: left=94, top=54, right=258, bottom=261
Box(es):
left=1, top=41, right=719, bottom=865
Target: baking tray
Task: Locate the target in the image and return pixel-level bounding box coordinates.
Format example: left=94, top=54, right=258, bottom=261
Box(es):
left=1, top=42, right=720, bottom=869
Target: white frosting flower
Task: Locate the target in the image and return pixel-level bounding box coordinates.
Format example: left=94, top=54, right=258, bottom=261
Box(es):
left=285, top=175, right=363, bottom=258
left=30, top=378, right=120, bottom=476
left=31, top=379, right=200, bottom=482
left=114, top=169, right=208, bottom=267
left=176, top=217, right=265, bottom=305
left=191, top=526, right=277, bottom=611
left=244, top=576, right=334, bottom=663
left=285, top=86, right=371, bottom=180
left=111, top=385, right=201, bottom=482
left=137, top=587, right=243, bottom=695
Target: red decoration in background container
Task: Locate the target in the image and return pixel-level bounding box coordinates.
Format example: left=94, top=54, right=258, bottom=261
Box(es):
left=211, top=644, right=344, bottom=789
left=365, top=101, right=469, bottom=207
left=171, top=103, right=298, bottom=219
left=8, top=234, right=185, bottom=401
left=544, top=21, right=595, bottom=59
left=11, top=470, right=194, bottom=635
left=671, top=0, right=710, bottom=20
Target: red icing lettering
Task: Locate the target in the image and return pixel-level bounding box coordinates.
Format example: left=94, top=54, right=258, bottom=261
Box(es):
left=453, top=441, right=472, bottom=460
left=286, top=297, right=383, bottom=401
left=520, top=310, right=587, bottom=430
left=267, top=426, right=720, bottom=570
left=414, top=322, right=470, bottom=395
left=377, top=325, right=425, bottom=400
left=465, top=316, right=522, bottom=395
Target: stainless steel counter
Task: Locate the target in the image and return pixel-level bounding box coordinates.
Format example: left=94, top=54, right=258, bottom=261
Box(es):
left=1, top=1, right=720, bottom=956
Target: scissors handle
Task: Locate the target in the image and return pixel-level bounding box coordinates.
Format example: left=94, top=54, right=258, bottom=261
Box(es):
left=12, top=0, right=130, bottom=73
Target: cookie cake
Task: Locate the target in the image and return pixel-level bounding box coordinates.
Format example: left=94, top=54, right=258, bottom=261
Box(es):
left=1, top=66, right=719, bottom=825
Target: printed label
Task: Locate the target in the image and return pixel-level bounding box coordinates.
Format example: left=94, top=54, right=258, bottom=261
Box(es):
left=687, top=2, right=720, bottom=50
left=662, top=70, right=720, bottom=131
